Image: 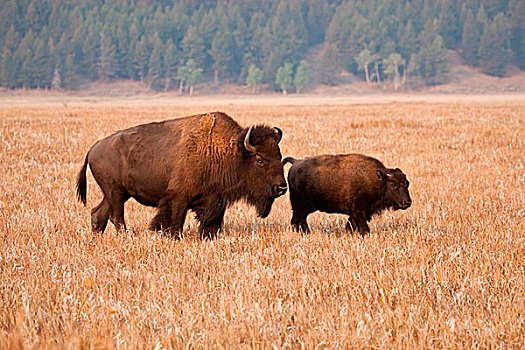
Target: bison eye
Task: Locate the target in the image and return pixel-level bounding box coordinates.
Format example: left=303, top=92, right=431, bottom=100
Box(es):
left=257, top=159, right=264, bottom=167
left=391, top=183, right=397, bottom=188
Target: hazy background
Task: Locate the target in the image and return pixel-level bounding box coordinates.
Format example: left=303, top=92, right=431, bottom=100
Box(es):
left=0, top=0, right=524, bottom=94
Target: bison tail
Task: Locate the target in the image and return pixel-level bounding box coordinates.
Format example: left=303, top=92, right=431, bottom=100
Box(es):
left=282, top=157, right=296, bottom=166
left=76, top=153, right=89, bottom=206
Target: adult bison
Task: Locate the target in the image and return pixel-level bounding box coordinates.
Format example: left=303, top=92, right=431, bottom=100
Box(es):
left=76, top=112, right=287, bottom=239
left=283, top=154, right=411, bottom=235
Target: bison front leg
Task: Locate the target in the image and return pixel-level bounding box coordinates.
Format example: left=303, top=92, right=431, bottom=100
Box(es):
left=149, top=198, right=187, bottom=238
left=195, top=196, right=226, bottom=239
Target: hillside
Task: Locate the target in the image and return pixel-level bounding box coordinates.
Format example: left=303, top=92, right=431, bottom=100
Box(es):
left=1, top=0, right=523, bottom=92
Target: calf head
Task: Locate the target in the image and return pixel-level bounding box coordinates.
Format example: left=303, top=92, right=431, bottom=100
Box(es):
left=377, top=168, right=412, bottom=210
left=240, top=125, right=287, bottom=218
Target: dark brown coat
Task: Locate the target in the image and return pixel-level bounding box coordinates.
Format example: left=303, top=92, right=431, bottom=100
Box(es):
left=76, top=112, right=287, bottom=238
left=283, top=154, right=411, bottom=235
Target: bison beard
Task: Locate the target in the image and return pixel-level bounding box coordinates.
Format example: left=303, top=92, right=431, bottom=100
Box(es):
left=76, top=112, right=287, bottom=239
left=250, top=193, right=275, bottom=218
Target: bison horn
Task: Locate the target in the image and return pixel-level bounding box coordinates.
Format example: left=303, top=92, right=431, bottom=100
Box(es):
left=244, top=126, right=257, bottom=153
left=274, top=127, right=282, bottom=143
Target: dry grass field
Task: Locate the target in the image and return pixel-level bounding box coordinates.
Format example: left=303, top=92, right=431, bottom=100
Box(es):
left=1, top=95, right=524, bottom=348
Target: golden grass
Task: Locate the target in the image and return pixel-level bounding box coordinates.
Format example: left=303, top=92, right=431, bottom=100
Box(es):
left=1, top=96, right=524, bottom=348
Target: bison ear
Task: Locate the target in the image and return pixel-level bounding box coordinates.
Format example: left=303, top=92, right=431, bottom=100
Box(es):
left=274, top=127, right=283, bottom=143
left=376, top=170, right=385, bottom=181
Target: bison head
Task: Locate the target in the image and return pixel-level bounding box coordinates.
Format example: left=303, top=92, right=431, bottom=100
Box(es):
left=240, top=125, right=287, bottom=218
left=377, top=168, right=412, bottom=210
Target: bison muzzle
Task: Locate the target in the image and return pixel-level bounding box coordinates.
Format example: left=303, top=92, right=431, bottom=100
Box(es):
left=283, top=153, right=411, bottom=235
left=76, top=112, right=287, bottom=239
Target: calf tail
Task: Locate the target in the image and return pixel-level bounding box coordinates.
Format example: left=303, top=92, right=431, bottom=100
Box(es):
left=282, top=157, right=296, bottom=166
left=76, top=153, right=89, bottom=206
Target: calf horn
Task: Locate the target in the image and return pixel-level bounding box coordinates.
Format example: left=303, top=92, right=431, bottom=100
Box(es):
left=274, top=127, right=282, bottom=143
left=244, top=126, right=257, bottom=153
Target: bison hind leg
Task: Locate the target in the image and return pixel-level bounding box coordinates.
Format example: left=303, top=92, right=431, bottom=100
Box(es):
left=348, top=212, right=370, bottom=236
left=91, top=197, right=110, bottom=233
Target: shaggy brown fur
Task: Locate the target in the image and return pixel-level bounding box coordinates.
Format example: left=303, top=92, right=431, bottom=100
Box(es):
left=76, top=112, right=287, bottom=239
left=283, top=154, right=411, bottom=235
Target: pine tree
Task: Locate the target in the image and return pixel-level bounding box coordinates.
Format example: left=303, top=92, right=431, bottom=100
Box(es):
left=461, top=10, right=480, bottom=65
left=317, top=43, right=340, bottom=85
left=181, top=25, right=205, bottom=67
left=15, top=31, right=36, bottom=88
left=476, top=5, right=490, bottom=39
left=80, top=26, right=99, bottom=80
left=479, top=12, right=510, bottom=76
left=147, top=35, right=164, bottom=90
left=33, top=38, right=53, bottom=88
left=63, top=53, right=77, bottom=89
left=163, top=39, right=178, bottom=92
left=97, top=32, right=118, bottom=81
left=483, top=0, right=508, bottom=18
left=210, top=22, right=237, bottom=84
left=0, top=49, right=16, bottom=88
left=508, top=0, right=525, bottom=70
left=411, top=20, right=450, bottom=85
left=133, top=36, right=150, bottom=82
left=398, top=20, right=417, bottom=59
left=438, top=0, right=461, bottom=49
left=306, top=0, right=331, bottom=45
left=3, top=25, right=20, bottom=53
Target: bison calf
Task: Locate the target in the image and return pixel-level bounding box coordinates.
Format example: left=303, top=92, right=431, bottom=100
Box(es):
left=283, top=154, right=411, bottom=235
left=76, top=112, right=287, bottom=239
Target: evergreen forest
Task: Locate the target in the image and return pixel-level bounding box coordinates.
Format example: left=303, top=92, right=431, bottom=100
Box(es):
left=0, top=0, right=523, bottom=92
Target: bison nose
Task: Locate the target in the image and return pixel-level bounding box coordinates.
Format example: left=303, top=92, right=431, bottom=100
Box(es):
left=403, top=199, right=412, bottom=208
left=273, top=183, right=287, bottom=197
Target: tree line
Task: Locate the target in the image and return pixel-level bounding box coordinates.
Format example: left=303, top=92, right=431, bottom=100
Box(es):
left=0, top=0, right=523, bottom=93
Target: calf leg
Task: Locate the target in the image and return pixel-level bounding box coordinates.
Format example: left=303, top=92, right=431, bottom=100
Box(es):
left=345, top=215, right=358, bottom=233
left=299, top=216, right=310, bottom=233
left=290, top=190, right=311, bottom=233
left=291, top=214, right=301, bottom=232
left=355, top=212, right=370, bottom=236
left=291, top=213, right=310, bottom=233
left=91, top=197, right=110, bottom=233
